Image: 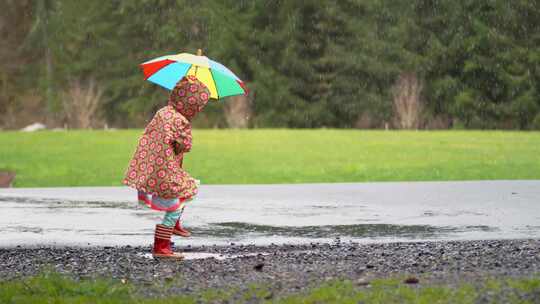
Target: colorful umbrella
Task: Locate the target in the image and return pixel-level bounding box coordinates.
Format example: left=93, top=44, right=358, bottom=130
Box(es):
left=140, top=49, right=247, bottom=100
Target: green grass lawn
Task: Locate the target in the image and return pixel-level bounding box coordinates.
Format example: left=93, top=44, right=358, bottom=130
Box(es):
left=0, top=129, right=539, bottom=187
left=1, top=272, right=539, bottom=303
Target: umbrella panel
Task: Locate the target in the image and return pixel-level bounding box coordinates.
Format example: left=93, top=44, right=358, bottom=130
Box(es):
left=147, top=62, right=191, bottom=90
left=186, top=65, right=219, bottom=99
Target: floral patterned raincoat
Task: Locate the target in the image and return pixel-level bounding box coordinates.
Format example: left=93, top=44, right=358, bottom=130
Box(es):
left=123, top=76, right=210, bottom=210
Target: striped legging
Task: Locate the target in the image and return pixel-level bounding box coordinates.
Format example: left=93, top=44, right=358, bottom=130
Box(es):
left=138, top=191, right=191, bottom=227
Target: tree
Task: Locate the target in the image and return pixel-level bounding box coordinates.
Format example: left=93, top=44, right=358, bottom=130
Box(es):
left=4, top=0, right=540, bottom=129
left=407, top=0, right=540, bottom=129
left=23, top=0, right=58, bottom=119
left=0, top=0, right=36, bottom=127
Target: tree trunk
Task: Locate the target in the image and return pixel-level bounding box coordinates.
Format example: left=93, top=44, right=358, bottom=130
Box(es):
left=224, top=95, right=251, bottom=128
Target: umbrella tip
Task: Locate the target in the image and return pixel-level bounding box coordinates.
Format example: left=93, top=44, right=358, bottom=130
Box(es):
left=197, top=49, right=203, bottom=56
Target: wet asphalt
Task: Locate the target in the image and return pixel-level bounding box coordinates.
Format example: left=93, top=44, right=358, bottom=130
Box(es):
left=1, top=181, right=540, bottom=247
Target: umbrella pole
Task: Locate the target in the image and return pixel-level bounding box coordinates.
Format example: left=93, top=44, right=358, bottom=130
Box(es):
left=194, top=49, right=203, bottom=76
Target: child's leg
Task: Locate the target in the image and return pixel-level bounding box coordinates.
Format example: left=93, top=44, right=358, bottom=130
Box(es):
left=137, top=191, right=151, bottom=209
left=150, top=196, right=186, bottom=259
left=173, top=199, right=193, bottom=237
left=162, top=209, right=182, bottom=227
left=177, top=199, right=189, bottom=218
left=152, top=205, right=183, bottom=259
left=173, top=180, right=199, bottom=226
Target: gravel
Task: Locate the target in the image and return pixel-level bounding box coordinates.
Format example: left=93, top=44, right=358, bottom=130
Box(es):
left=1, top=239, right=539, bottom=296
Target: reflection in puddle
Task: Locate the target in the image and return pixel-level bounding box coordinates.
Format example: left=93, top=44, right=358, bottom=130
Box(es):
left=5, top=223, right=500, bottom=239
left=422, top=210, right=487, bottom=217
left=196, top=222, right=497, bottom=239
left=0, top=196, right=134, bottom=209
left=3, top=226, right=44, bottom=233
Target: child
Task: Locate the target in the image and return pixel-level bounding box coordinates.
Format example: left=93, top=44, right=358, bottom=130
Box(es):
left=123, top=75, right=210, bottom=259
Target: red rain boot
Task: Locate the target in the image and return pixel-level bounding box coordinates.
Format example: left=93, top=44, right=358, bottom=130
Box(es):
left=152, top=224, right=183, bottom=259
left=173, top=220, right=191, bottom=237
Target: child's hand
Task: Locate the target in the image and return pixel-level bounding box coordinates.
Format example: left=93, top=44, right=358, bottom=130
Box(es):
left=173, top=141, right=184, bottom=155
left=173, top=138, right=192, bottom=155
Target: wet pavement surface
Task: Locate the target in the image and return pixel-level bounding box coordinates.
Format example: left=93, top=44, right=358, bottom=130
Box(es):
left=1, top=181, right=540, bottom=247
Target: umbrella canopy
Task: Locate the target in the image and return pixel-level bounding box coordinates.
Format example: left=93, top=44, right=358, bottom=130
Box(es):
left=140, top=50, right=247, bottom=100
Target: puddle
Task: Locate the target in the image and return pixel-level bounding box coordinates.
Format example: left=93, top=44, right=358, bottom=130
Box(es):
left=422, top=210, right=487, bottom=217
left=207, top=222, right=459, bottom=239
left=137, top=251, right=268, bottom=261
left=3, top=226, right=44, bottom=233
left=0, top=196, right=134, bottom=209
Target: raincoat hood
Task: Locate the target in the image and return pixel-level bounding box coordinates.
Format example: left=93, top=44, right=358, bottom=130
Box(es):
left=168, top=76, right=210, bottom=121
